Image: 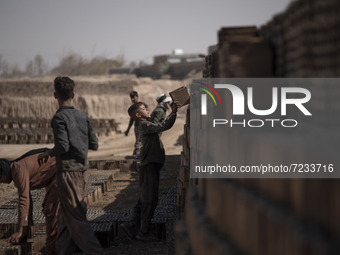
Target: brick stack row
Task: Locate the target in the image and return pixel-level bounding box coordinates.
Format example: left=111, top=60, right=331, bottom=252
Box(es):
left=203, top=51, right=219, bottom=78
left=177, top=0, right=340, bottom=253
left=182, top=177, right=340, bottom=255
left=177, top=108, right=191, bottom=220
left=260, top=0, right=340, bottom=77
left=0, top=118, right=121, bottom=144
left=0, top=174, right=115, bottom=253
left=204, top=26, right=274, bottom=78
left=175, top=107, right=199, bottom=255
left=176, top=108, right=340, bottom=254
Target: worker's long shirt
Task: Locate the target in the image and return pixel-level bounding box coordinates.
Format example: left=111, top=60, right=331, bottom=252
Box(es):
left=10, top=154, right=56, bottom=228
left=139, top=112, right=177, bottom=166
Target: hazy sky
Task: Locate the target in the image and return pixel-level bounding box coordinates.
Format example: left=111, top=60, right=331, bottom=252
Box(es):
left=0, top=0, right=292, bottom=69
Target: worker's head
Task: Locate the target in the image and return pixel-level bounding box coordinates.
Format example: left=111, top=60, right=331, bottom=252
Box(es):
left=54, top=76, right=75, bottom=103
left=129, top=91, right=139, bottom=103
left=156, top=93, right=172, bottom=109
left=0, top=159, right=12, bottom=184
left=128, top=102, right=150, bottom=121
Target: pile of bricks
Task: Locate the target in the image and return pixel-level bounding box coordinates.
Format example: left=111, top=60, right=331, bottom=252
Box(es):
left=175, top=108, right=193, bottom=254
left=203, top=26, right=274, bottom=78
left=176, top=108, right=191, bottom=220
left=176, top=104, right=340, bottom=255
left=176, top=13, right=340, bottom=253
left=0, top=157, right=178, bottom=254
left=0, top=174, right=114, bottom=254
left=180, top=178, right=340, bottom=255
left=0, top=243, right=31, bottom=255
left=203, top=51, right=219, bottom=78
left=0, top=118, right=121, bottom=144
left=88, top=159, right=139, bottom=173
left=205, top=0, right=340, bottom=79
left=261, top=0, right=340, bottom=77
left=85, top=175, right=115, bottom=206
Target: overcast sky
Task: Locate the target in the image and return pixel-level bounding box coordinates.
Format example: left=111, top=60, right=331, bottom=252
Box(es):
left=0, top=0, right=292, bottom=69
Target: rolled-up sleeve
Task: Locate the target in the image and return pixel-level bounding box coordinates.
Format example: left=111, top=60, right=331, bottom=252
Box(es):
left=49, top=114, right=69, bottom=157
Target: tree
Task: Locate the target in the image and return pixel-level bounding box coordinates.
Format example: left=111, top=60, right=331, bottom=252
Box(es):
left=25, top=54, right=47, bottom=77
left=115, top=54, right=125, bottom=67
left=0, top=55, right=10, bottom=78
left=34, top=54, right=47, bottom=76
left=51, top=52, right=128, bottom=76
left=51, top=53, right=84, bottom=76
left=25, top=60, right=34, bottom=76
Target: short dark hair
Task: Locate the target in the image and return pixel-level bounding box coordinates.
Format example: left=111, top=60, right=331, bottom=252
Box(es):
left=128, top=102, right=144, bottom=118
left=54, top=76, right=75, bottom=101
left=130, top=91, right=138, bottom=98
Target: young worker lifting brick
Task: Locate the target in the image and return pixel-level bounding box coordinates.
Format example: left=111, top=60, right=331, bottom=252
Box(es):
left=121, top=100, right=180, bottom=241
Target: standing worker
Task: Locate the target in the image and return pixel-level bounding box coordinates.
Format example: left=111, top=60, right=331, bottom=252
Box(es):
left=121, top=101, right=180, bottom=241
left=124, top=91, right=142, bottom=159
left=150, top=93, right=172, bottom=124
left=38, top=76, right=103, bottom=255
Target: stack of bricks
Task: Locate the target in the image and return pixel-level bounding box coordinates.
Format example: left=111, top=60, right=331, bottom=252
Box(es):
left=175, top=110, right=340, bottom=254
left=88, top=158, right=138, bottom=173
left=175, top=107, right=196, bottom=255
left=0, top=243, right=31, bottom=255
left=85, top=174, right=114, bottom=206
left=89, top=118, right=121, bottom=137
left=177, top=1, right=340, bottom=253
left=0, top=118, right=121, bottom=144
left=202, top=51, right=219, bottom=78
left=0, top=174, right=115, bottom=253
left=180, top=176, right=340, bottom=254
left=260, top=0, right=340, bottom=77
left=0, top=156, right=179, bottom=252
left=177, top=108, right=191, bottom=220
left=205, top=0, right=340, bottom=79
left=204, top=26, right=274, bottom=78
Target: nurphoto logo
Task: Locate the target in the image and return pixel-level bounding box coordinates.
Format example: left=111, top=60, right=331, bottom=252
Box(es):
left=196, top=82, right=312, bottom=128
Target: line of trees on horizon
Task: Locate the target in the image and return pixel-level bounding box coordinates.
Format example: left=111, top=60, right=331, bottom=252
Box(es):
left=0, top=53, right=145, bottom=78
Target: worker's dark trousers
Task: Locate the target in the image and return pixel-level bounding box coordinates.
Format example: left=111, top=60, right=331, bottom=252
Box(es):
left=131, top=162, right=163, bottom=233
left=56, top=171, right=103, bottom=255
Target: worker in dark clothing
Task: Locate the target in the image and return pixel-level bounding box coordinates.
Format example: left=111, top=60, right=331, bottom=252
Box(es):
left=124, top=91, right=142, bottom=159
left=124, top=91, right=149, bottom=159
left=121, top=101, right=180, bottom=241
left=38, top=76, right=103, bottom=255
left=0, top=148, right=59, bottom=255
left=150, top=93, right=172, bottom=124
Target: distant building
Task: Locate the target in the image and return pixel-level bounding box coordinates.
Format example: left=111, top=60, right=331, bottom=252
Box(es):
left=108, top=67, right=133, bottom=75
left=135, top=51, right=205, bottom=79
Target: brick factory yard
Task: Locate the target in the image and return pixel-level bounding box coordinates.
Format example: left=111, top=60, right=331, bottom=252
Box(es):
left=0, top=75, right=188, bottom=254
